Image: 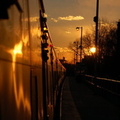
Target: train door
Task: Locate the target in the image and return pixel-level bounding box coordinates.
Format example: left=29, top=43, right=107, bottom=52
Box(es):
left=30, top=72, right=38, bottom=120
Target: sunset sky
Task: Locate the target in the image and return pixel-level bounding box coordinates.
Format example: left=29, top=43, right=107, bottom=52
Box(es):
left=43, top=0, right=120, bottom=62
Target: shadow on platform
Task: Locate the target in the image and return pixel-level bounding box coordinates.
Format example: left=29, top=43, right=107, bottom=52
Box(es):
left=61, top=76, right=120, bottom=120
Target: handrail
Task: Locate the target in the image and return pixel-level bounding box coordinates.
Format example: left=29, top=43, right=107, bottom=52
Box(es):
left=82, top=74, right=120, bottom=96
left=96, top=77, right=120, bottom=83
left=84, top=74, right=120, bottom=83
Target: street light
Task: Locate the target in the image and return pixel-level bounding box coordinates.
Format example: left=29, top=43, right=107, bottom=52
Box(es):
left=76, top=26, right=83, bottom=62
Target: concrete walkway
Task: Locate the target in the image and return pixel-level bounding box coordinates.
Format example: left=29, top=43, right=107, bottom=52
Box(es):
left=61, top=76, right=120, bottom=120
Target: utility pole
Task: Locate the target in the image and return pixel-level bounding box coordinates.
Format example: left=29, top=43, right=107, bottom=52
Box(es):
left=80, top=27, right=83, bottom=63
left=95, top=0, right=99, bottom=50
left=93, top=0, right=99, bottom=77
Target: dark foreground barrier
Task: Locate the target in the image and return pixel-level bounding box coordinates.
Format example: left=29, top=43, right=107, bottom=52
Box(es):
left=81, top=74, right=120, bottom=105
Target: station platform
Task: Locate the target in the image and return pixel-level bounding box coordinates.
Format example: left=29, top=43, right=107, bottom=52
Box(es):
left=60, top=76, right=120, bottom=120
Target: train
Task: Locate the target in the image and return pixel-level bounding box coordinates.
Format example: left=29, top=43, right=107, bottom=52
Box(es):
left=0, top=0, right=66, bottom=120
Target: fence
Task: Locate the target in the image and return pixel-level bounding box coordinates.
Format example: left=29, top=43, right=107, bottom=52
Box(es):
left=82, top=74, right=120, bottom=98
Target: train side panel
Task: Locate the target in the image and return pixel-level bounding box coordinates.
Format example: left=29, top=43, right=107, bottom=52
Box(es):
left=0, top=0, right=66, bottom=120
left=28, top=0, right=44, bottom=120
left=0, top=1, right=32, bottom=119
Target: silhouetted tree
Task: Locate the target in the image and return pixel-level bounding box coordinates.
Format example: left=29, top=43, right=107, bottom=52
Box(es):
left=98, top=19, right=117, bottom=61
left=69, top=19, right=120, bottom=79
left=68, top=40, right=80, bottom=63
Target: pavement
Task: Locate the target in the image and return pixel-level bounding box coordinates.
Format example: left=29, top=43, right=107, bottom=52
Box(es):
left=61, top=76, right=120, bottom=120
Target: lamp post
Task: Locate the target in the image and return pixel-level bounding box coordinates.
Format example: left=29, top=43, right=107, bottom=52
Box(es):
left=76, top=26, right=83, bottom=62
left=73, top=41, right=79, bottom=63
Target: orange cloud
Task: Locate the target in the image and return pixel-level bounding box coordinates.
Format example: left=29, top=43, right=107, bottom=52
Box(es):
left=58, top=15, right=84, bottom=21
left=51, top=15, right=84, bottom=22
left=54, top=46, right=74, bottom=63
left=51, top=18, right=58, bottom=22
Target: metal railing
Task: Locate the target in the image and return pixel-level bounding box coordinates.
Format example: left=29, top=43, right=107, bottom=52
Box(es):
left=82, top=74, right=120, bottom=96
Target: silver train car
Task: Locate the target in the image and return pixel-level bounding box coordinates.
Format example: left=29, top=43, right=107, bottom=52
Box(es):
left=0, top=0, right=66, bottom=120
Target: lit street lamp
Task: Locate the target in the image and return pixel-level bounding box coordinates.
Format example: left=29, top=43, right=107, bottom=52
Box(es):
left=76, top=26, right=83, bottom=62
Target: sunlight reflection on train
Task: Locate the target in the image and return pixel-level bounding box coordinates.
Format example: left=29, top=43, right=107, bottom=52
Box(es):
left=8, top=41, right=31, bottom=115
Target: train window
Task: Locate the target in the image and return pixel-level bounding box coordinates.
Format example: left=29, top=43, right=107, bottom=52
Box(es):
left=0, top=0, right=23, bottom=19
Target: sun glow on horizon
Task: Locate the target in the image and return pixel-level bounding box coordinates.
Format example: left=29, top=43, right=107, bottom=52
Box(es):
left=90, top=47, right=96, bottom=53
